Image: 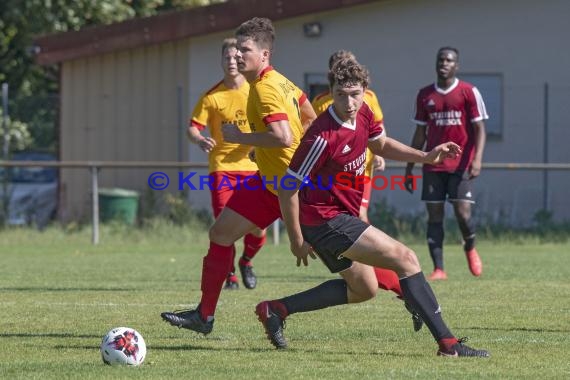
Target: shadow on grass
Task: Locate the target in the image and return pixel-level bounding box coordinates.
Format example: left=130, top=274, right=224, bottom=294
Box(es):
left=65, top=343, right=423, bottom=358
left=43, top=340, right=425, bottom=358
left=0, top=287, right=133, bottom=292
left=1, top=332, right=101, bottom=338
left=457, top=326, right=570, bottom=333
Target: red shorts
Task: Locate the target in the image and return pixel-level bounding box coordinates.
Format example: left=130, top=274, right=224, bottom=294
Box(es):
left=226, top=173, right=282, bottom=229
left=360, top=180, right=372, bottom=209
left=210, top=171, right=257, bottom=217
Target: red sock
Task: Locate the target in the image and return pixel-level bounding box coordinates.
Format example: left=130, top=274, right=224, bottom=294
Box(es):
left=199, top=242, right=233, bottom=320
left=270, top=300, right=289, bottom=318
left=438, top=337, right=459, bottom=351
left=240, top=233, right=266, bottom=264
left=374, top=267, right=403, bottom=297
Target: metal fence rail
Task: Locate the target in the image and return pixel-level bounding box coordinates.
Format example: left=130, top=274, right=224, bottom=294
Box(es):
left=2, top=160, right=570, bottom=245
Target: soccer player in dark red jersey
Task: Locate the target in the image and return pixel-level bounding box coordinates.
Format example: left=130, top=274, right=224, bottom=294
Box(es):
left=313, top=50, right=422, bottom=332
left=405, top=47, right=488, bottom=280
left=255, top=58, right=489, bottom=358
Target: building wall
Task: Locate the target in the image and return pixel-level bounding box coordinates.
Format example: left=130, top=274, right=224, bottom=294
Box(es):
left=59, top=39, right=191, bottom=221
left=186, top=0, right=570, bottom=224
left=60, top=0, right=570, bottom=225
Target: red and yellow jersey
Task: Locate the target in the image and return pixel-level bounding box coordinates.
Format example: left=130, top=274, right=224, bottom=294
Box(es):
left=190, top=80, right=258, bottom=172
left=311, top=89, right=384, bottom=178
left=247, top=66, right=307, bottom=194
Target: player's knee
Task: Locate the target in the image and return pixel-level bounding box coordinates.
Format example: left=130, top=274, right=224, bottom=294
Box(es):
left=208, top=223, right=232, bottom=245
left=251, top=227, right=266, bottom=238
left=396, top=247, right=421, bottom=272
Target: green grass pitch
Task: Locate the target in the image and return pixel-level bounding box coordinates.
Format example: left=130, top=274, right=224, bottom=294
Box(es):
left=0, top=224, right=569, bottom=379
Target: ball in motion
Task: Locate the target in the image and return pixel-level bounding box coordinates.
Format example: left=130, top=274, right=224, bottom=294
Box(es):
left=100, top=327, right=146, bottom=366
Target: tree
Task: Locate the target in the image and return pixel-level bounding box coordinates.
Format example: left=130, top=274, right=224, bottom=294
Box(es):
left=0, top=0, right=226, bottom=152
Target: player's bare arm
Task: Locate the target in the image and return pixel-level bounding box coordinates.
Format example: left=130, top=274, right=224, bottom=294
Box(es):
left=369, top=134, right=460, bottom=165
left=469, top=120, right=486, bottom=179
left=404, top=124, right=427, bottom=193
left=277, top=183, right=316, bottom=267
left=222, top=120, right=293, bottom=147
left=187, top=125, right=216, bottom=153
left=300, top=100, right=317, bottom=131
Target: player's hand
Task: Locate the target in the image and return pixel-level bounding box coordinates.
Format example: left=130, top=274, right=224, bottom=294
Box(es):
left=222, top=123, right=243, bottom=143
left=425, top=142, right=461, bottom=164
left=469, top=159, right=482, bottom=179
left=373, top=155, right=385, bottom=171
left=404, top=171, right=415, bottom=194
left=198, top=137, right=216, bottom=153
left=290, top=240, right=317, bottom=267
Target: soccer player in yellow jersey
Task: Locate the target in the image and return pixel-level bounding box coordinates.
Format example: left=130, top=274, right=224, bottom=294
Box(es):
left=311, top=50, right=422, bottom=332
left=161, top=17, right=316, bottom=334
left=187, top=38, right=266, bottom=290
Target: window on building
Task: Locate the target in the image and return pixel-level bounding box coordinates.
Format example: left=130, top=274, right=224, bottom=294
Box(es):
left=461, top=73, right=503, bottom=138
left=304, top=73, right=329, bottom=101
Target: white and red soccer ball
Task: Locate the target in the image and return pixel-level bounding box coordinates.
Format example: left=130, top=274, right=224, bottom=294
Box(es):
left=100, top=327, right=146, bottom=366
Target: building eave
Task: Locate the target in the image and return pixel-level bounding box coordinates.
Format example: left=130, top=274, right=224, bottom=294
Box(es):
left=34, top=0, right=381, bottom=65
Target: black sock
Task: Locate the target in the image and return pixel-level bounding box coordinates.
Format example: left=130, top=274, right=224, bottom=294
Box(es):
left=400, top=272, right=454, bottom=341
left=463, top=236, right=475, bottom=252
left=279, top=279, right=348, bottom=315
left=427, top=222, right=444, bottom=270
left=457, top=218, right=476, bottom=252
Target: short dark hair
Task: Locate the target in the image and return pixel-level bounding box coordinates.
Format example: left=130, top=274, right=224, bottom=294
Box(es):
left=221, top=38, right=237, bottom=54
left=328, top=50, right=356, bottom=69
left=235, top=17, right=275, bottom=52
left=437, top=46, right=459, bottom=60
left=328, top=58, right=369, bottom=89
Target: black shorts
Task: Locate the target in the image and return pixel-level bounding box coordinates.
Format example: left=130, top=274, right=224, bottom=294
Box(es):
left=301, top=213, right=370, bottom=273
left=421, top=170, right=475, bottom=203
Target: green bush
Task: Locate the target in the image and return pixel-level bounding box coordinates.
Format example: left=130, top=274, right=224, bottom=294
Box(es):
left=369, top=200, right=569, bottom=244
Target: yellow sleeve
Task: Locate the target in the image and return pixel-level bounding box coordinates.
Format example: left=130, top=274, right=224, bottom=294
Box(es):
left=364, top=90, right=384, bottom=124
left=190, top=93, right=212, bottom=129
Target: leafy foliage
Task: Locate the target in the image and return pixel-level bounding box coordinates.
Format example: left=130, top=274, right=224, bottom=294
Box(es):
left=0, top=0, right=226, bottom=152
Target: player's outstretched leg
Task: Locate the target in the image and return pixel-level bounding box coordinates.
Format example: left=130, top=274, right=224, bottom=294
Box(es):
left=400, top=272, right=489, bottom=357
left=374, top=267, right=423, bottom=331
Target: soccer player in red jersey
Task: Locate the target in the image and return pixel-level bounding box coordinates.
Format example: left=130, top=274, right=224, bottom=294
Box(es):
left=312, top=50, right=422, bottom=332
left=160, top=17, right=316, bottom=334
left=405, top=47, right=488, bottom=280
left=255, top=58, right=489, bottom=357
left=188, top=38, right=266, bottom=290
left=312, top=50, right=386, bottom=224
